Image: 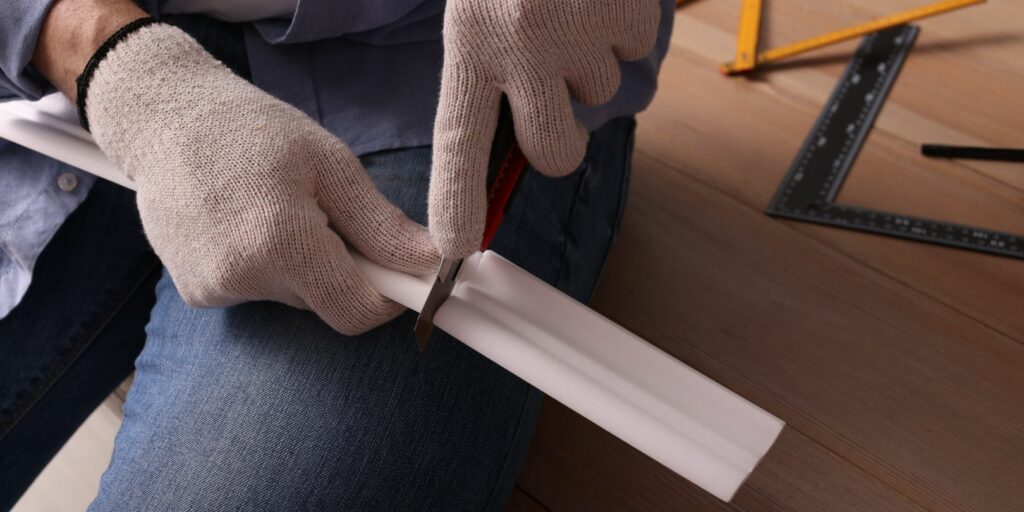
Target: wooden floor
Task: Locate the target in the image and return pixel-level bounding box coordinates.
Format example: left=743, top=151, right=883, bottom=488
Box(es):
left=16, top=1, right=1023, bottom=511
left=512, top=1, right=1024, bottom=510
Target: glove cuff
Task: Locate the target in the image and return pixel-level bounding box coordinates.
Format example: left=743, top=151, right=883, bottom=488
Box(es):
left=75, top=17, right=161, bottom=131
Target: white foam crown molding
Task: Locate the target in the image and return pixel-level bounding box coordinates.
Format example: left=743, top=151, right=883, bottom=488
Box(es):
left=0, top=95, right=784, bottom=502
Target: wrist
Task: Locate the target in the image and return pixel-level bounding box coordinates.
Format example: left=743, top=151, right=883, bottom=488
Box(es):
left=32, top=0, right=148, bottom=103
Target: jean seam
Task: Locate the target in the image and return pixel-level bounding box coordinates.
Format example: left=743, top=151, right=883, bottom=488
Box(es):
left=584, top=120, right=635, bottom=302
left=556, top=119, right=635, bottom=298
left=0, top=257, right=161, bottom=441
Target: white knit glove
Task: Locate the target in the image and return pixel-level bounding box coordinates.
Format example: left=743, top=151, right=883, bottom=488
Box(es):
left=85, top=24, right=440, bottom=335
left=428, top=0, right=661, bottom=258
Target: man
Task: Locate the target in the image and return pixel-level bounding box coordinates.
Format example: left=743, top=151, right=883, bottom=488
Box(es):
left=0, top=0, right=673, bottom=509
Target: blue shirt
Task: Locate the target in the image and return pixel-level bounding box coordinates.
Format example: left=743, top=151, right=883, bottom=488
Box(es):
left=0, top=0, right=674, bottom=318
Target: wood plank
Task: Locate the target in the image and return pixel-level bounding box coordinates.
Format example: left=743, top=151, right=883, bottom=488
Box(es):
left=642, top=8, right=1024, bottom=342
left=682, top=0, right=1024, bottom=191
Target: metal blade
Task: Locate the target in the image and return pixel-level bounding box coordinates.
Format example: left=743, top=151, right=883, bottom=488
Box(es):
left=413, top=257, right=463, bottom=350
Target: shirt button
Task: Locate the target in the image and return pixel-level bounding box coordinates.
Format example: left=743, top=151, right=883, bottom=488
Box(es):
left=57, top=172, right=78, bottom=192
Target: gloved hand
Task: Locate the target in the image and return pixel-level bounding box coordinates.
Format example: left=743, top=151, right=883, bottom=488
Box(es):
left=85, top=23, right=439, bottom=335
left=428, top=0, right=660, bottom=258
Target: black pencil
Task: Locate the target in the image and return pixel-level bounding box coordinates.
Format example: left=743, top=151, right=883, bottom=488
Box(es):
left=922, top=144, right=1024, bottom=163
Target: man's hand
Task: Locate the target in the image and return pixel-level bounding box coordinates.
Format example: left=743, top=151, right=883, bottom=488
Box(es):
left=36, top=13, right=440, bottom=334
left=427, top=0, right=661, bottom=259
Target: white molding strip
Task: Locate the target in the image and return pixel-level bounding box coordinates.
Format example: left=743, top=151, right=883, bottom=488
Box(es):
left=0, top=95, right=784, bottom=502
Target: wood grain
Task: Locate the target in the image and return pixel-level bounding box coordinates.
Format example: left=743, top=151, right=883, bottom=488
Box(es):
left=515, top=1, right=1024, bottom=510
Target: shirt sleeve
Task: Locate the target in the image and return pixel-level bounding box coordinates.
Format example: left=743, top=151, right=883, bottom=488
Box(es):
left=0, top=0, right=58, bottom=101
left=252, top=0, right=443, bottom=45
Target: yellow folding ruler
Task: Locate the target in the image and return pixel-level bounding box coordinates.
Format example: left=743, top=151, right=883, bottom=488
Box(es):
left=721, top=0, right=986, bottom=75
left=730, top=0, right=763, bottom=73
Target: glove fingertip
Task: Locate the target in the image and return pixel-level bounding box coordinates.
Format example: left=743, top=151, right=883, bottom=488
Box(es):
left=432, top=228, right=482, bottom=261
left=522, top=123, right=590, bottom=178
left=428, top=176, right=488, bottom=260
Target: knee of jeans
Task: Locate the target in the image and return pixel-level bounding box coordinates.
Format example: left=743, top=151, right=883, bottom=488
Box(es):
left=100, top=283, right=541, bottom=510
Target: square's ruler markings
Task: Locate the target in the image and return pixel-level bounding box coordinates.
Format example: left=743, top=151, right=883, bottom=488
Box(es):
left=766, top=25, right=1023, bottom=260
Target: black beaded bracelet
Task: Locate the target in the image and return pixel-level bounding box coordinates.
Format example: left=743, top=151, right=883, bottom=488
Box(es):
left=75, top=17, right=161, bottom=132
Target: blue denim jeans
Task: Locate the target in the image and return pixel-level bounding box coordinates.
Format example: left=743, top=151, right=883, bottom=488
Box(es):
left=1, top=121, right=635, bottom=510
left=0, top=15, right=637, bottom=511
left=87, top=118, right=634, bottom=509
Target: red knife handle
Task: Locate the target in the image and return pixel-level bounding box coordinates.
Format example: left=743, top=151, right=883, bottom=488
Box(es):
left=479, top=97, right=527, bottom=252
left=480, top=143, right=527, bottom=251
